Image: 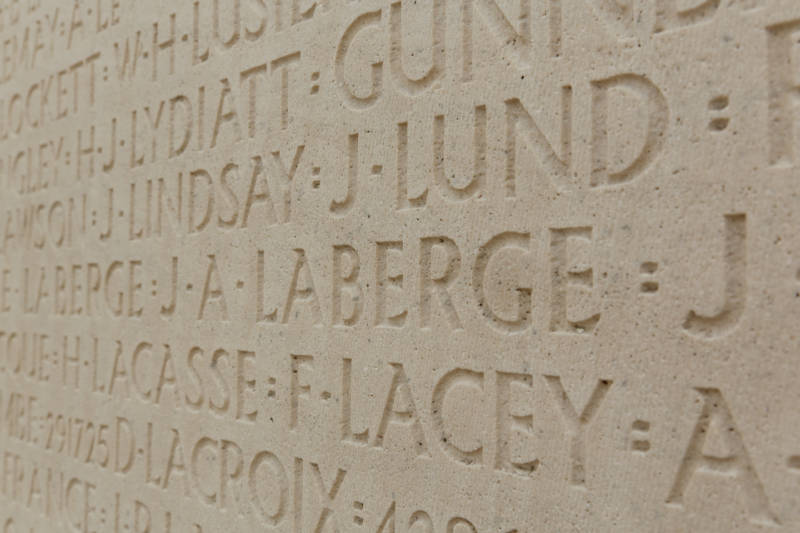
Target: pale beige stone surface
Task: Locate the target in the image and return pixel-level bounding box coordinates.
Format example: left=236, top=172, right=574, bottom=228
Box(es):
left=0, top=0, right=799, bottom=531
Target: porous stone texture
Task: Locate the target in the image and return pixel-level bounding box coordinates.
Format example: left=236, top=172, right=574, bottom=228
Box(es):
left=0, top=0, right=798, bottom=531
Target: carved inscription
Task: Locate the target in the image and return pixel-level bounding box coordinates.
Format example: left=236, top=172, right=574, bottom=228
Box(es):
left=0, top=0, right=796, bottom=531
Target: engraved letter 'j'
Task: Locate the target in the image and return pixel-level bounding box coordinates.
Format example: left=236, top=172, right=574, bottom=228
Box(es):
left=682, top=213, right=746, bottom=339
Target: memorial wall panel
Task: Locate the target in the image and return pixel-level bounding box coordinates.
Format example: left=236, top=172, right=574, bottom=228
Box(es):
left=0, top=0, right=798, bottom=531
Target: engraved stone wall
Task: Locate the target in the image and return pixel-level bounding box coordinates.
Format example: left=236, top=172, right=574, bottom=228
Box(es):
left=0, top=0, right=798, bottom=531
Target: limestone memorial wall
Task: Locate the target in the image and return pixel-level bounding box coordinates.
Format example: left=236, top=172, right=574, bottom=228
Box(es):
left=0, top=0, right=798, bottom=531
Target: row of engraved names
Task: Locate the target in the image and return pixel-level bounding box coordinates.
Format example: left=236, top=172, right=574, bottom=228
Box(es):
left=4, top=4, right=800, bottom=175
left=0, top=214, right=749, bottom=339
left=0, top=436, right=500, bottom=533
left=1, top=68, right=665, bottom=196
left=0, top=334, right=788, bottom=527
left=0, top=0, right=776, bottom=101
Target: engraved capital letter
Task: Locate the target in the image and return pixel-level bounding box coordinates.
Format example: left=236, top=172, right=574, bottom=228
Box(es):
left=549, top=226, right=599, bottom=334
left=309, top=463, right=347, bottom=533
left=419, top=236, right=462, bottom=330
left=590, top=74, right=668, bottom=188
left=432, top=368, right=484, bottom=466
left=373, top=363, right=429, bottom=456
left=160, top=256, right=178, bottom=317
left=336, top=10, right=383, bottom=110
left=667, top=388, right=778, bottom=526
left=505, top=90, right=572, bottom=195
left=330, top=133, right=359, bottom=217
left=462, top=0, right=531, bottom=80
left=496, top=371, right=538, bottom=475
left=544, top=376, right=612, bottom=487
left=433, top=105, right=487, bottom=202
left=248, top=451, right=288, bottom=527
left=332, top=245, right=363, bottom=326
left=389, top=0, right=444, bottom=95
left=766, top=19, right=800, bottom=167
left=290, top=354, right=314, bottom=429
left=341, top=358, right=369, bottom=445
left=473, top=232, right=532, bottom=333
left=683, top=213, right=746, bottom=339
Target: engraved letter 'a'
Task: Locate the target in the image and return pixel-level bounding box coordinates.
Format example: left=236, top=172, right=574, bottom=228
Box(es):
left=667, top=388, right=778, bottom=526
left=683, top=213, right=746, bottom=339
